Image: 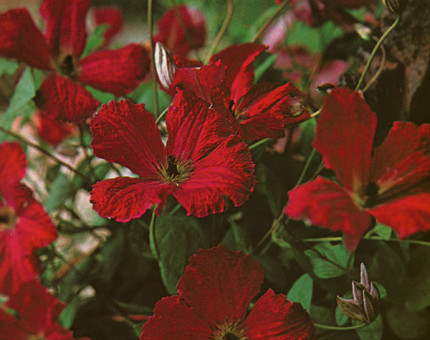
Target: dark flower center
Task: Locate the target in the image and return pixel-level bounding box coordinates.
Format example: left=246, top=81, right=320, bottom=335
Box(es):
left=60, top=54, right=76, bottom=77
left=157, top=156, right=193, bottom=185
left=212, top=321, right=247, bottom=340
left=229, top=100, right=248, bottom=122
left=364, top=181, right=380, bottom=207
left=223, top=333, right=240, bottom=340
left=0, top=205, right=16, bottom=232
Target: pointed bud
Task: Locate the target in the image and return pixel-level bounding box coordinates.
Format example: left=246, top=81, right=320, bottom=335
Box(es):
left=154, top=42, right=177, bottom=89
left=382, top=0, right=408, bottom=14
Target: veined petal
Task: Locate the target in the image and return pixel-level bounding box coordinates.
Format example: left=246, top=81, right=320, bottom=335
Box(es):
left=174, top=136, right=256, bottom=217
left=0, top=9, right=53, bottom=70
left=140, top=296, right=212, bottom=340
left=177, top=245, right=264, bottom=326
left=36, top=74, right=100, bottom=122
left=0, top=142, right=27, bottom=190
left=90, top=99, right=165, bottom=178
left=314, top=88, right=376, bottom=193
left=91, top=177, right=173, bottom=222
left=78, top=44, right=150, bottom=96
left=244, top=289, right=314, bottom=340
left=368, top=193, right=430, bottom=239
left=40, top=0, right=90, bottom=59
left=285, top=177, right=372, bottom=251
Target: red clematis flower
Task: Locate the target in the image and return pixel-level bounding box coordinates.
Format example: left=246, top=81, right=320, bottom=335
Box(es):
left=155, top=5, right=206, bottom=57
left=0, top=280, right=87, bottom=339
left=140, top=245, right=314, bottom=339
left=0, top=0, right=149, bottom=123
left=0, top=142, right=57, bottom=295
left=285, top=88, right=430, bottom=251
left=170, top=43, right=309, bottom=142
left=90, top=90, right=256, bottom=221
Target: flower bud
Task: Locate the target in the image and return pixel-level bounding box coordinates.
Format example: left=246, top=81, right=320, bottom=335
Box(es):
left=154, top=42, right=177, bottom=89
left=382, top=0, right=408, bottom=14
left=337, top=263, right=380, bottom=324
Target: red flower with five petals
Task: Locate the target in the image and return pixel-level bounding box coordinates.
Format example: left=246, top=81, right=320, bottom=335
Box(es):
left=285, top=88, right=430, bottom=251
left=140, top=245, right=314, bottom=340
left=0, top=142, right=57, bottom=295
left=90, top=90, right=256, bottom=221
left=0, top=0, right=149, bottom=122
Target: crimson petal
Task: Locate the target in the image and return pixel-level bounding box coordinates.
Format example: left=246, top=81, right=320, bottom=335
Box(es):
left=78, top=44, right=150, bottom=96
left=285, top=177, right=372, bottom=251
left=177, top=245, right=264, bottom=326
left=0, top=142, right=27, bottom=190
left=244, top=289, right=314, bottom=340
left=0, top=9, right=53, bottom=70
left=314, top=88, right=376, bottom=193
left=92, top=6, right=123, bottom=48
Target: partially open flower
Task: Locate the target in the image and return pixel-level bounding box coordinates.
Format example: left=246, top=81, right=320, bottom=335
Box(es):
left=154, top=42, right=177, bottom=89
left=382, top=0, right=408, bottom=14
left=337, top=263, right=380, bottom=324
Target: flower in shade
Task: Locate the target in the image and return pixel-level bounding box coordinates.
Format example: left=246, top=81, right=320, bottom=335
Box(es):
left=0, top=142, right=57, bottom=295
left=155, top=5, right=206, bottom=57
left=140, top=245, right=314, bottom=339
left=285, top=88, right=430, bottom=251
left=170, top=43, right=309, bottom=142
left=90, top=90, right=256, bottom=221
left=0, top=0, right=150, bottom=123
left=0, top=280, right=87, bottom=339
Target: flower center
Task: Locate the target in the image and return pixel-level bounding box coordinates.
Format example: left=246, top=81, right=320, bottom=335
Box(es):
left=212, top=321, right=248, bottom=340
left=59, top=54, right=76, bottom=77
left=364, top=181, right=380, bottom=207
left=0, top=205, right=16, bottom=232
left=157, top=156, right=193, bottom=186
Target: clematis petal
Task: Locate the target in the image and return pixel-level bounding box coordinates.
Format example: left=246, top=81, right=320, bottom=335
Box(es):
left=140, top=296, right=212, bottom=340
left=244, top=289, right=314, bottom=340
left=90, top=99, right=165, bottom=178
left=40, top=0, right=90, bottom=59
left=91, top=177, right=173, bottom=222
left=210, top=43, right=267, bottom=105
left=35, top=74, right=100, bottom=122
left=176, top=245, right=264, bottom=326
left=0, top=8, right=53, bottom=70
left=91, top=6, right=123, bottom=48
left=368, top=193, right=430, bottom=239
left=314, top=88, right=376, bottom=193
left=78, top=44, right=150, bottom=96
left=34, top=112, right=74, bottom=146
left=0, top=142, right=27, bottom=190
left=174, top=136, right=256, bottom=217
left=155, top=5, right=206, bottom=56
left=285, top=177, right=372, bottom=251
left=371, top=122, right=430, bottom=200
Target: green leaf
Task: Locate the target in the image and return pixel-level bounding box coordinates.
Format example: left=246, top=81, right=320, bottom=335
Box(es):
left=153, top=211, right=210, bottom=294
left=356, top=315, right=383, bottom=340
left=59, top=294, right=81, bottom=328
left=386, top=306, right=430, bottom=339
left=336, top=305, right=349, bottom=326
left=254, top=54, right=277, bottom=82
left=0, top=58, right=19, bottom=76
left=44, top=173, right=75, bottom=213
left=82, top=24, right=109, bottom=57
left=373, top=224, right=392, bottom=240
left=287, top=273, right=313, bottom=313
left=305, top=243, right=349, bottom=279
left=6, top=68, right=35, bottom=114
left=300, top=118, right=316, bottom=158
left=405, top=247, right=430, bottom=311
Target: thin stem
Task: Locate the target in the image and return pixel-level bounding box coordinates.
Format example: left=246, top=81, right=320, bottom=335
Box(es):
left=314, top=322, right=367, bottom=331
left=249, top=137, right=271, bottom=150
left=303, top=235, right=430, bottom=247
left=0, top=125, right=90, bottom=182
left=78, top=124, right=97, bottom=181
left=252, top=0, right=291, bottom=43
left=149, top=207, right=160, bottom=260
left=203, top=0, right=234, bottom=64
left=169, top=203, right=182, bottom=215
left=355, top=15, right=400, bottom=91
left=362, top=40, right=386, bottom=92
left=148, top=0, right=159, bottom=115
left=155, top=106, right=169, bottom=125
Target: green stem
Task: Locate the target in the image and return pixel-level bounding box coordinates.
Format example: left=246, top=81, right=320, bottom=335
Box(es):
left=314, top=322, right=367, bottom=331
left=149, top=207, right=160, bottom=260
left=203, top=0, right=234, bottom=64
left=169, top=203, right=182, bottom=215
left=155, top=106, right=169, bottom=125
left=78, top=124, right=97, bottom=181
left=0, top=125, right=90, bottom=182
left=303, top=236, right=430, bottom=247
left=252, top=0, right=291, bottom=43
left=148, top=0, right=159, bottom=115
left=355, top=15, right=400, bottom=91
left=249, top=137, right=271, bottom=150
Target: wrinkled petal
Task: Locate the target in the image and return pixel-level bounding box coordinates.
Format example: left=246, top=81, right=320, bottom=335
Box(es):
left=78, top=44, right=150, bottom=96
left=368, top=193, right=430, bottom=239
left=244, top=289, right=314, bottom=340
left=90, top=99, right=165, bottom=178
left=91, top=6, right=123, bottom=48
left=314, top=88, right=376, bottom=193
left=177, top=245, right=264, bottom=326
left=35, top=74, right=100, bottom=122
left=174, top=136, right=256, bottom=217
left=0, top=8, right=53, bottom=70
left=0, top=142, right=27, bottom=190
left=285, top=177, right=372, bottom=251
left=140, top=296, right=212, bottom=340
left=40, top=0, right=90, bottom=59
left=371, top=122, right=430, bottom=200
left=155, top=5, right=206, bottom=56
left=91, top=177, right=173, bottom=222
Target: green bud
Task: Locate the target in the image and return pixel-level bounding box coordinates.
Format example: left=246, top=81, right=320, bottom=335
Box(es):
left=382, top=0, right=408, bottom=14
